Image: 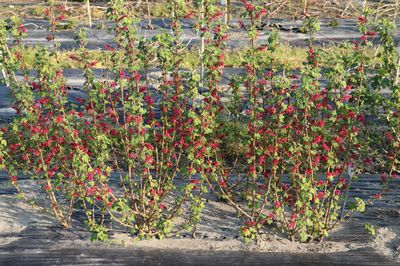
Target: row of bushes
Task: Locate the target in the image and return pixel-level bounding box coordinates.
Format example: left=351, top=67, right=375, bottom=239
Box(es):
left=0, top=0, right=399, bottom=242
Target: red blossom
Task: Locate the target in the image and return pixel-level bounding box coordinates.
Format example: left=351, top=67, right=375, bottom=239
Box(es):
left=219, top=180, right=227, bottom=188
left=366, top=31, right=377, bottom=37
left=133, top=71, right=141, bottom=82
left=44, top=183, right=51, bottom=191
left=9, top=176, right=17, bottom=183
left=246, top=220, right=256, bottom=227
left=374, top=193, right=382, bottom=199
left=385, top=132, right=395, bottom=142
left=358, top=16, right=367, bottom=24
left=361, top=35, right=367, bottom=42
left=144, top=95, right=154, bottom=106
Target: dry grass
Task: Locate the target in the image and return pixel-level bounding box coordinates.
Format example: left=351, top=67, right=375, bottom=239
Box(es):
left=0, top=0, right=399, bottom=21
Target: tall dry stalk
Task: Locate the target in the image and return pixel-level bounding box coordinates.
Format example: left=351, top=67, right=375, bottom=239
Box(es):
left=146, top=0, right=152, bottom=28
left=87, top=0, right=92, bottom=28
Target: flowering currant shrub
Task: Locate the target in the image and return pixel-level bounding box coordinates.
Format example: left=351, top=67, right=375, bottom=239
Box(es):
left=1, top=0, right=205, bottom=240
left=1, top=27, right=99, bottom=228
left=0, top=0, right=398, bottom=243
left=78, top=0, right=206, bottom=239
left=198, top=4, right=398, bottom=242
left=369, top=17, right=400, bottom=196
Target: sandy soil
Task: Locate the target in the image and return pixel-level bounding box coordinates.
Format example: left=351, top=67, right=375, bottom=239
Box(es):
left=0, top=195, right=55, bottom=245
left=0, top=189, right=399, bottom=262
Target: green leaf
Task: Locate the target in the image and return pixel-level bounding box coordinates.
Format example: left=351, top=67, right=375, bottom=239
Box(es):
left=364, top=223, right=376, bottom=236
left=299, top=231, right=308, bottom=242
left=349, top=197, right=366, bottom=213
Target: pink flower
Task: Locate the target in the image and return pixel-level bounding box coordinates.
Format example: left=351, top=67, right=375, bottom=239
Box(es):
left=242, top=0, right=254, bottom=12
left=55, top=115, right=64, bottom=123
left=289, top=221, right=296, bottom=230
left=358, top=16, right=367, bottom=24
left=286, top=105, right=294, bottom=114
left=374, top=193, right=382, bottom=199
left=76, top=97, right=85, bottom=104
left=119, top=70, right=125, bottom=79
left=104, top=44, right=115, bottom=51
left=385, top=132, right=395, bottom=142
left=246, top=220, right=256, bottom=227
left=317, top=191, right=324, bottom=200
left=44, top=183, right=51, bottom=191
left=144, top=95, right=154, bottom=106
left=313, top=135, right=322, bottom=144
left=133, top=71, right=141, bottom=82
left=361, top=35, right=367, bottom=42
left=249, top=165, right=255, bottom=174
left=334, top=136, right=343, bottom=144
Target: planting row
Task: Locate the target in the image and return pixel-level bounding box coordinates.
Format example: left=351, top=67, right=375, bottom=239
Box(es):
left=0, top=0, right=399, bottom=243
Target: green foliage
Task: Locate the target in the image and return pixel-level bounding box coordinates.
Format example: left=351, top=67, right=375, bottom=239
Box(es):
left=0, top=132, right=7, bottom=171
left=364, top=223, right=376, bottom=236
left=350, top=198, right=366, bottom=213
